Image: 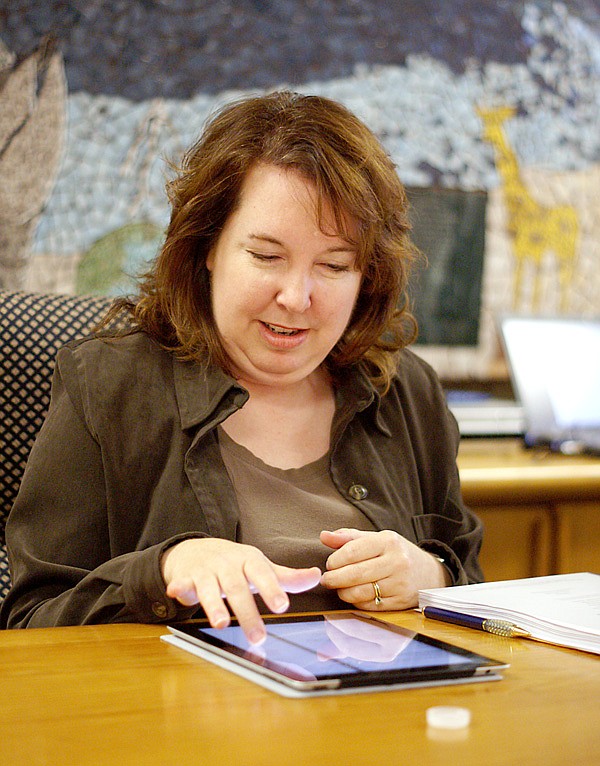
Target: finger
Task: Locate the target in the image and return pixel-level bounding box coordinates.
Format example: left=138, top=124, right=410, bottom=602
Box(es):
left=274, top=565, right=322, bottom=593
left=190, top=574, right=232, bottom=629
left=353, top=598, right=384, bottom=611
left=167, top=574, right=232, bottom=629
left=218, top=568, right=267, bottom=645
left=244, top=556, right=320, bottom=610
left=165, top=576, right=199, bottom=606
left=320, top=529, right=352, bottom=550
left=321, top=557, right=378, bottom=590
left=334, top=581, right=382, bottom=606
left=243, top=556, right=291, bottom=615
left=325, top=535, right=381, bottom=571
left=320, top=528, right=365, bottom=551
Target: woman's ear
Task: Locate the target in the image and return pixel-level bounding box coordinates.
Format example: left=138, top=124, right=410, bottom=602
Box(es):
left=206, top=248, right=215, bottom=272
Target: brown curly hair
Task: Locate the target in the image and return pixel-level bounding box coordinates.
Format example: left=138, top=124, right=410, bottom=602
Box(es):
left=105, top=90, right=419, bottom=392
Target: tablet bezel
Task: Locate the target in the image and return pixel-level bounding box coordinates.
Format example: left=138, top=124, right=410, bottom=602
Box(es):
left=167, top=612, right=508, bottom=692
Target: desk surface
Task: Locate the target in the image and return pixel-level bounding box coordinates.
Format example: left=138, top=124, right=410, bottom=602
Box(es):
left=457, top=438, right=600, bottom=505
left=1, top=612, right=598, bottom=766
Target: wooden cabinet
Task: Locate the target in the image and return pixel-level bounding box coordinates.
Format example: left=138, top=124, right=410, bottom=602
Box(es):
left=553, top=501, right=600, bottom=574
left=474, top=504, right=553, bottom=582
left=457, top=439, right=600, bottom=581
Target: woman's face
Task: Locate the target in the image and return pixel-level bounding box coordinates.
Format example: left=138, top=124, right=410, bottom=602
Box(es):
left=206, top=163, right=362, bottom=390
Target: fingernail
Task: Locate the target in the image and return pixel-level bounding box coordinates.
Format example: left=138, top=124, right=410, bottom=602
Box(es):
left=273, top=595, right=289, bottom=612
left=249, top=628, right=266, bottom=646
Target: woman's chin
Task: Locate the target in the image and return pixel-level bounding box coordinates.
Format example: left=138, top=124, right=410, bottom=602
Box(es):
left=234, top=361, right=324, bottom=390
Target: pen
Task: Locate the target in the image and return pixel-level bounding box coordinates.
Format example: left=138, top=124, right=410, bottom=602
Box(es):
left=422, top=606, right=531, bottom=638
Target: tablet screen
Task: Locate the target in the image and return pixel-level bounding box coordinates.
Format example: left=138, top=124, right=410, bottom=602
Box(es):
left=168, top=612, right=506, bottom=689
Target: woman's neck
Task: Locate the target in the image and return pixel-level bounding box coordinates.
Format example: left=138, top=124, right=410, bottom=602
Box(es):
left=221, top=368, right=336, bottom=469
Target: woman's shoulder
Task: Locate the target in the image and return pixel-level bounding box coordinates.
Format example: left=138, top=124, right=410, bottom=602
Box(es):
left=382, top=347, right=458, bottom=445
left=56, top=331, right=174, bottom=397
left=382, top=347, right=451, bottom=421
left=392, top=346, right=445, bottom=394
left=52, top=331, right=186, bottom=433
left=59, top=330, right=167, bottom=367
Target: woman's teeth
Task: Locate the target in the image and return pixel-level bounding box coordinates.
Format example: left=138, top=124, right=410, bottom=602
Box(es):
left=265, top=323, right=299, bottom=336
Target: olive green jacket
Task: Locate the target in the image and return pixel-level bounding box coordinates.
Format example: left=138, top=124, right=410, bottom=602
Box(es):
left=1, top=332, right=483, bottom=628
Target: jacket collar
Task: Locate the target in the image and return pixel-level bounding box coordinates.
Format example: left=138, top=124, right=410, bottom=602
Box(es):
left=172, top=357, right=389, bottom=437
left=332, top=365, right=391, bottom=439
left=172, top=358, right=248, bottom=432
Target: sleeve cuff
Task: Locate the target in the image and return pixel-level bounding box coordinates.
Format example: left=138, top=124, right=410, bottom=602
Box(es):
left=122, top=533, right=207, bottom=623
left=418, top=541, right=467, bottom=586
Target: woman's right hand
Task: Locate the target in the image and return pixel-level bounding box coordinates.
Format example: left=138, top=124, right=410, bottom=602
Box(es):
left=161, top=538, right=321, bottom=645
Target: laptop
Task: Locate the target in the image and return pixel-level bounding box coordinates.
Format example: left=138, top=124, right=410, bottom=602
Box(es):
left=499, top=315, right=600, bottom=455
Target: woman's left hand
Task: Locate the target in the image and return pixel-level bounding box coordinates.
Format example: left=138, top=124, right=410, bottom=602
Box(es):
left=319, top=528, right=451, bottom=610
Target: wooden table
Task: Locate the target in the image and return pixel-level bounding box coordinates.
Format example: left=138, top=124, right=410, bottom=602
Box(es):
left=1, top=611, right=598, bottom=766
left=457, top=439, right=600, bottom=581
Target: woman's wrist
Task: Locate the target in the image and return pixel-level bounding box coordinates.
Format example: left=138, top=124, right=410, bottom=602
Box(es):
left=426, top=551, right=453, bottom=587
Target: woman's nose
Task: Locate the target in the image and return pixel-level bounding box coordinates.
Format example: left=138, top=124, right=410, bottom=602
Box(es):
left=275, top=270, right=313, bottom=313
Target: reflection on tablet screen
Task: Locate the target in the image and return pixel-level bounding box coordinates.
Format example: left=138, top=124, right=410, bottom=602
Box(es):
left=199, top=615, right=469, bottom=680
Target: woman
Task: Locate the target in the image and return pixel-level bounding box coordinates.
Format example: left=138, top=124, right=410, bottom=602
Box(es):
left=1, top=91, right=483, bottom=643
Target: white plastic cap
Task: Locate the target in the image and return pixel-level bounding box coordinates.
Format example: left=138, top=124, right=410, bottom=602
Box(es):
left=426, top=706, right=471, bottom=730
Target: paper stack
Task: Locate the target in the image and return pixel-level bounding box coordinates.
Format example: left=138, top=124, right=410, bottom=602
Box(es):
left=419, top=572, right=600, bottom=655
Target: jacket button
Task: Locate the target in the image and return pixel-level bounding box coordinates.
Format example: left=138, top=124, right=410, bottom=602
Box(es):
left=152, top=602, right=168, bottom=619
left=348, top=484, right=368, bottom=500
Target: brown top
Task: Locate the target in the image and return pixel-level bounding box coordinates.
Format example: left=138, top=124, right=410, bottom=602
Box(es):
left=218, top=426, right=376, bottom=610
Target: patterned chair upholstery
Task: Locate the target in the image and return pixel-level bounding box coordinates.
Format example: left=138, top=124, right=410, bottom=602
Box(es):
left=0, top=290, right=115, bottom=602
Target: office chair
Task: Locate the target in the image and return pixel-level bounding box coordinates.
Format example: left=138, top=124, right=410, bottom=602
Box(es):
left=0, top=290, right=115, bottom=602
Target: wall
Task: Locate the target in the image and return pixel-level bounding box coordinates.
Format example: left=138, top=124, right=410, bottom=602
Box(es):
left=1, top=1, right=599, bottom=377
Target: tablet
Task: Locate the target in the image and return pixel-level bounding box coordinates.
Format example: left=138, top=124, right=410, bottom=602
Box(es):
left=165, top=612, right=508, bottom=696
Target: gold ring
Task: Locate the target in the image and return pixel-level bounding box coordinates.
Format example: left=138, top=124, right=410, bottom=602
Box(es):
left=372, top=581, right=383, bottom=605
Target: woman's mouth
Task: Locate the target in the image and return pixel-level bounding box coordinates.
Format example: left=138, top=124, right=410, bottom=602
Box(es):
left=262, top=322, right=302, bottom=336
left=259, top=321, right=308, bottom=348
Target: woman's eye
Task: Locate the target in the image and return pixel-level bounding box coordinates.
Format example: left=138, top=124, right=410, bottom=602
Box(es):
left=249, top=251, right=280, bottom=262
left=323, top=262, right=350, bottom=273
